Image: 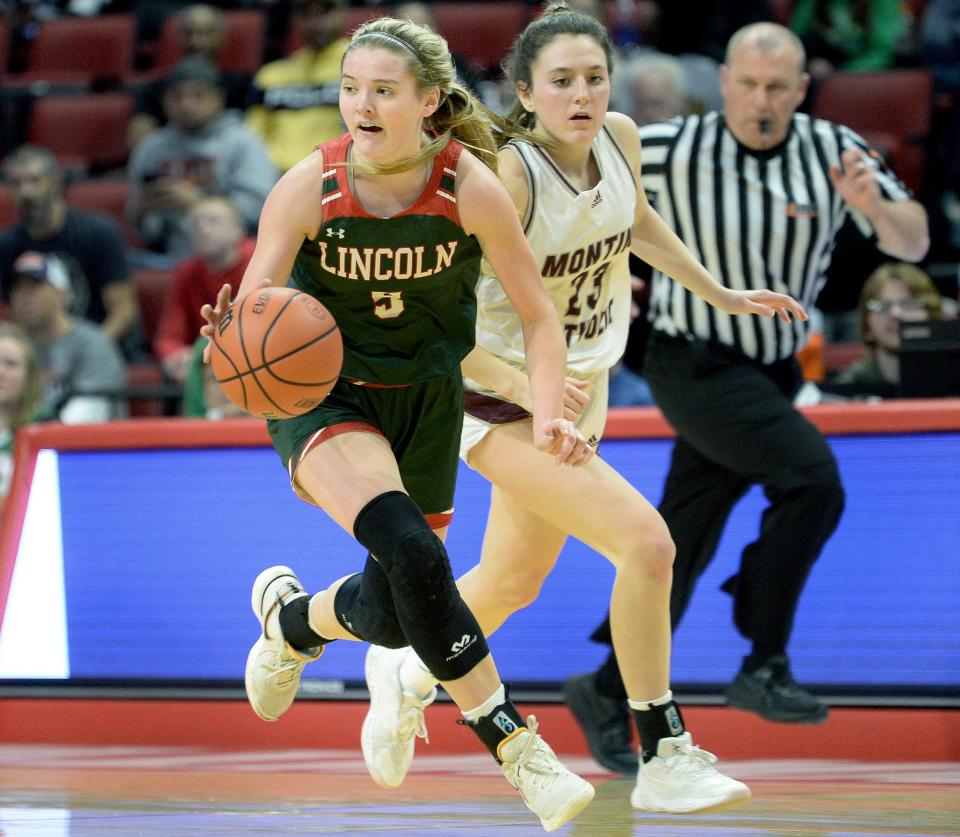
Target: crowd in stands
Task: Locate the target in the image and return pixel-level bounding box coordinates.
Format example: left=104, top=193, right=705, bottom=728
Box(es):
left=0, top=0, right=958, bottom=508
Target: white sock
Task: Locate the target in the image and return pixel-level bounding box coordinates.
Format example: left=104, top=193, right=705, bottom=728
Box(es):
left=628, top=689, right=673, bottom=711
left=398, top=649, right=439, bottom=699
left=461, top=683, right=506, bottom=723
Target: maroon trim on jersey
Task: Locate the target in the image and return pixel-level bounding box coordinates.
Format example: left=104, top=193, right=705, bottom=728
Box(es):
left=463, top=390, right=532, bottom=425
left=316, top=133, right=464, bottom=227
left=291, top=420, right=386, bottom=476
left=424, top=509, right=454, bottom=530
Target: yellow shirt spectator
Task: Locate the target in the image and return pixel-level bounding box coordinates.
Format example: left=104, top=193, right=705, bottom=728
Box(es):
left=246, top=38, right=348, bottom=172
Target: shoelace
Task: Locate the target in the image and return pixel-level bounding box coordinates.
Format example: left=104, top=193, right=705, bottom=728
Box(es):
left=263, top=649, right=304, bottom=686
left=662, top=740, right=719, bottom=778
left=506, top=717, right=564, bottom=786
left=396, top=692, right=431, bottom=746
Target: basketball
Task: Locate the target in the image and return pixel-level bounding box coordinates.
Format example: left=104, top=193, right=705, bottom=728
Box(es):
left=210, top=286, right=343, bottom=419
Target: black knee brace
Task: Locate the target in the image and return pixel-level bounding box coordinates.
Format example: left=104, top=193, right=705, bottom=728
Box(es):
left=332, top=555, right=408, bottom=648
left=353, top=491, right=489, bottom=682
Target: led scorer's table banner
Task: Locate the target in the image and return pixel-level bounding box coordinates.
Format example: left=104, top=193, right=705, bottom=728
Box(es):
left=1, top=401, right=958, bottom=693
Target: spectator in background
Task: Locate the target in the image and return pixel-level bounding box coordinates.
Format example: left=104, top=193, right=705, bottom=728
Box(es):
left=789, top=0, right=906, bottom=78
left=128, top=4, right=256, bottom=152
left=824, top=263, right=944, bottom=398
left=0, top=146, right=141, bottom=359
left=615, top=50, right=689, bottom=127
left=127, top=55, right=277, bottom=267
left=0, top=321, right=48, bottom=511
left=246, top=0, right=349, bottom=172
left=181, top=336, right=247, bottom=419
left=154, top=196, right=254, bottom=384
left=9, top=251, right=126, bottom=423
left=391, top=2, right=485, bottom=96
left=651, top=0, right=773, bottom=63
left=609, top=50, right=694, bottom=407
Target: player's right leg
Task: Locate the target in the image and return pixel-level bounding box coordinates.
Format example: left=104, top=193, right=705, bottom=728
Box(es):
left=298, top=430, right=593, bottom=830
left=245, top=426, right=406, bottom=722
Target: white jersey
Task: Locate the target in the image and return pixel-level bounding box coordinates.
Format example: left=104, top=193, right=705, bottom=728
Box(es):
left=473, top=123, right=637, bottom=377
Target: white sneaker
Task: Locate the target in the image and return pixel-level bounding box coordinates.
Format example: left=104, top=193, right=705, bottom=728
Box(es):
left=361, top=646, right=436, bottom=789
left=245, top=565, right=323, bottom=722
left=498, top=716, right=595, bottom=832
left=631, top=732, right=751, bottom=813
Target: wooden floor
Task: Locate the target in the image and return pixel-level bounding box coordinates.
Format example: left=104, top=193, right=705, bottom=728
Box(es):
left=1, top=745, right=958, bottom=835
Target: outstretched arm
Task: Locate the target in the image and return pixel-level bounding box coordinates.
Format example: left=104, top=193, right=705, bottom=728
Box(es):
left=608, top=112, right=808, bottom=324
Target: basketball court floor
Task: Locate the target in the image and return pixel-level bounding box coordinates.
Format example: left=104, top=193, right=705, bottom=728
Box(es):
left=2, top=739, right=958, bottom=835
left=1, top=694, right=957, bottom=835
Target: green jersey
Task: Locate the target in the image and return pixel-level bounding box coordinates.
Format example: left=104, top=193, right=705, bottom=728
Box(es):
left=291, top=134, right=483, bottom=385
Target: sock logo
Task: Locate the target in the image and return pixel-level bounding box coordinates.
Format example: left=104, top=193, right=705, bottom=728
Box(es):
left=665, top=705, right=684, bottom=736
left=492, top=711, right=517, bottom=735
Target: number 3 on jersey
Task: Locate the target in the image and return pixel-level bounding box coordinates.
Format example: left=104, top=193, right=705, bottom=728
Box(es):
left=372, top=291, right=404, bottom=319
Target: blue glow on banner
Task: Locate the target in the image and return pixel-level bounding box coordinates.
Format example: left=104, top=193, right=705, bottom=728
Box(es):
left=29, top=432, right=960, bottom=687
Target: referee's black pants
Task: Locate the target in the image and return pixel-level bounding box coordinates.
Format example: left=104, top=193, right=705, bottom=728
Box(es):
left=590, top=333, right=845, bottom=695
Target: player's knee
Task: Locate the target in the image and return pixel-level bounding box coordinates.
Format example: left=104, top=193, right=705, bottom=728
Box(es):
left=385, top=529, right=458, bottom=625
left=487, top=565, right=550, bottom=614
left=613, top=516, right=675, bottom=585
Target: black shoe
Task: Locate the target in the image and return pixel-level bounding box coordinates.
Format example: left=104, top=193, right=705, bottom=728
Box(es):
left=562, top=673, right=639, bottom=775
left=725, top=655, right=829, bottom=724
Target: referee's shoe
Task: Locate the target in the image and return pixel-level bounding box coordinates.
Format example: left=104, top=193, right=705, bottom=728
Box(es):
left=563, top=673, right=639, bottom=775
left=725, top=655, right=829, bottom=724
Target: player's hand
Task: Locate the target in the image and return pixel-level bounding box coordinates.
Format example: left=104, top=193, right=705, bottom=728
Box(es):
left=829, top=148, right=882, bottom=217
left=199, top=283, right=233, bottom=363
left=562, top=377, right=591, bottom=421
left=716, top=288, right=809, bottom=324
left=534, top=418, right=594, bottom=467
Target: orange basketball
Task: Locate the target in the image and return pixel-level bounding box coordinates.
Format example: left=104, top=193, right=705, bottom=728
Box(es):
left=210, top=286, right=343, bottom=419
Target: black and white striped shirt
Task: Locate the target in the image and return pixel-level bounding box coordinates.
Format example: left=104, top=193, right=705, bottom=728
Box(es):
left=640, top=111, right=912, bottom=363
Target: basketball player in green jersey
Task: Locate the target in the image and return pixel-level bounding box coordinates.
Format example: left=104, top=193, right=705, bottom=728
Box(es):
left=200, top=16, right=596, bottom=833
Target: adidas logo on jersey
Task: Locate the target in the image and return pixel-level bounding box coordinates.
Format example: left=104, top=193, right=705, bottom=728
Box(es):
left=590, top=191, right=603, bottom=208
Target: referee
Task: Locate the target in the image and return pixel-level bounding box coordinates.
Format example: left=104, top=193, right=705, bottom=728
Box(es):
left=565, top=22, right=929, bottom=764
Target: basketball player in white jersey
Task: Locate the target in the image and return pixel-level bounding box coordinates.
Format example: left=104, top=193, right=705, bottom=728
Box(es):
left=362, top=3, right=806, bottom=814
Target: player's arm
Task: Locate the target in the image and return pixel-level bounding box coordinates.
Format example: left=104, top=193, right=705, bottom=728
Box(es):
left=457, top=150, right=589, bottom=464
left=459, top=145, right=535, bottom=407
left=461, top=345, right=589, bottom=420
left=609, top=112, right=806, bottom=323
left=201, top=152, right=325, bottom=344
left=236, top=152, right=325, bottom=299
left=460, top=346, right=528, bottom=405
